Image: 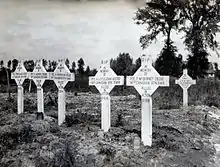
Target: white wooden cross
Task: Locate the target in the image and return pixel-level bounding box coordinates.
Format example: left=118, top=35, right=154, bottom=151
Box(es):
left=11, top=60, right=28, bottom=114
left=89, top=60, right=124, bottom=132
left=175, top=69, right=196, bottom=107
left=127, top=55, right=169, bottom=146
left=29, top=59, right=50, bottom=114
left=50, top=59, right=75, bottom=125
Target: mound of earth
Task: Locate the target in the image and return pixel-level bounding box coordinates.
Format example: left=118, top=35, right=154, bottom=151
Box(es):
left=0, top=92, right=220, bottom=167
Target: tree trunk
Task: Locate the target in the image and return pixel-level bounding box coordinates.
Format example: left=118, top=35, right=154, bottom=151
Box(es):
left=29, top=80, right=32, bottom=92
left=5, top=68, right=11, bottom=98
left=123, top=75, right=126, bottom=95
left=166, top=28, right=171, bottom=50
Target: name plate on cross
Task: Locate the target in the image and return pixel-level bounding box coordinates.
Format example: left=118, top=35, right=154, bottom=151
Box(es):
left=29, top=59, right=49, bottom=87
left=11, top=60, right=28, bottom=86
left=50, top=59, right=75, bottom=90
left=89, top=60, right=124, bottom=94
left=175, top=69, right=196, bottom=90
left=127, top=55, right=169, bottom=96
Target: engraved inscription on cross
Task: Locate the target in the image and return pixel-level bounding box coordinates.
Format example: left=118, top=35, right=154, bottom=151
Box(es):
left=89, top=60, right=124, bottom=94
left=175, top=69, right=196, bottom=90
left=29, top=59, right=49, bottom=87
left=127, top=55, right=169, bottom=96
left=11, top=60, right=28, bottom=86
left=50, top=59, right=75, bottom=90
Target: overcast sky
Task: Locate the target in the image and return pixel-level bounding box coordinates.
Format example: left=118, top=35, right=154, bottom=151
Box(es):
left=0, top=0, right=219, bottom=69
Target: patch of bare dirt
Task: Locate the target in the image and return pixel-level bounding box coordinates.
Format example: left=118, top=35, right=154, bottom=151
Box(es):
left=0, top=92, right=220, bottom=167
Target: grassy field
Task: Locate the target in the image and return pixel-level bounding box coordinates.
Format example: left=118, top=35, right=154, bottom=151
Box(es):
left=0, top=89, right=220, bottom=166
left=1, top=77, right=220, bottom=109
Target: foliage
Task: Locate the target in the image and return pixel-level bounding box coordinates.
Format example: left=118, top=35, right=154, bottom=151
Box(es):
left=77, top=58, right=85, bottom=76
left=180, top=0, right=220, bottom=52
left=187, top=51, right=209, bottom=79
left=89, top=68, right=98, bottom=76
left=214, top=62, right=220, bottom=79
left=134, top=0, right=182, bottom=49
left=85, top=66, right=91, bottom=76
left=70, top=61, right=76, bottom=73
left=65, top=58, right=70, bottom=69
left=110, top=52, right=134, bottom=76
left=135, top=0, right=220, bottom=78
left=24, top=60, right=35, bottom=72
left=155, top=41, right=183, bottom=77
left=179, top=0, right=220, bottom=78
left=0, top=58, right=98, bottom=92
left=133, top=57, right=141, bottom=73
left=7, top=60, right=11, bottom=69
left=134, top=0, right=184, bottom=77
left=0, top=60, right=3, bottom=68
left=12, top=59, right=18, bottom=72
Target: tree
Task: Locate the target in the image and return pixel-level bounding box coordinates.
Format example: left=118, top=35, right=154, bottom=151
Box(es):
left=134, top=0, right=181, bottom=50
left=51, top=61, right=57, bottom=71
left=179, top=0, right=220, bottom=78
left=24, top=60, right=34, bottom=72
left=89, top=68, right=97, bottom=76
left=12, top=59, right=18, bottom=72
left=77, top=58, right=85, bottom=76
left=65, top=58, right=70, bottom=69
left=180, top=0, right=220, bottom=52
left=47, top=60, right=53, bottom=72
left=110, top=53, right=134, bottom=92
left=24, top=60, right=34, bottom=92
left=133, top=57, right=142, bottom=74
left=0, top=60, right=12, bottom=98
left=155, top=42, right=183, bottom=77
left=110, top=52, right=134, bottom=76
left=70, top=61, right=76, bottom=73
left=134, top=0, right=184, bottom=77
left=214, top=62, right=220, bottom=79
left=43, top=59, right=47, bottom=69
left=0, top=60, right=3, bottom=68
left=7, top=60, right=12, bottom=70
left=85, top=66, right=90, bottom=76
left=187, top=51, right=209, bottom=79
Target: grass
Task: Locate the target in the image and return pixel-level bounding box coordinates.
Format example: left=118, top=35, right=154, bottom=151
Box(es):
left=1, top=77, right=220, bottom=110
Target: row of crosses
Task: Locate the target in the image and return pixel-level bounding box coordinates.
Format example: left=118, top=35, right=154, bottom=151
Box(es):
left=12, top=59, right=74, bottom=88
left=11, top=55, right=196, bottom=147
left=11, top=59, right=75, bottom=125
left=89, top=55, right=196, bottom=146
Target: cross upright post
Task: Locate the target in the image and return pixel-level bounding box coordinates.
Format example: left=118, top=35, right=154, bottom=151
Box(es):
left=89, top=60, right=124, bottom=132
left=127, top=55, right=169, bottom=146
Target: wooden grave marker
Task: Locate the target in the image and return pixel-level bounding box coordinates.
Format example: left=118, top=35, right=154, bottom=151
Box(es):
left=127, top=55, right=169, bottom=146
left=175, top=69, right=196, bottom=107
left=89, top=60, right=124, bottom=132
left=11, top=60, right=28, bottom=114
left=50, top=59, right=75, bottom=125
left=29, top=59, right=49, bottom=114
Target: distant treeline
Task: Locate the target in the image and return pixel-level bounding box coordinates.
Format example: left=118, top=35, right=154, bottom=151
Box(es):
left=0, top=58, right=97, bottom=93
